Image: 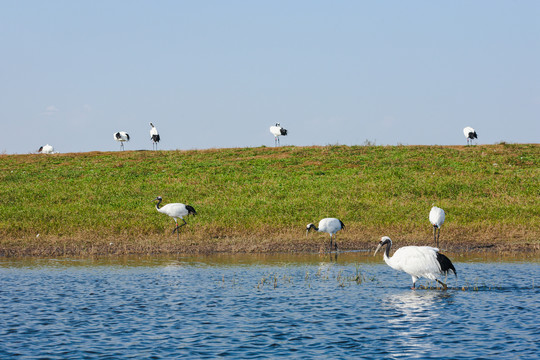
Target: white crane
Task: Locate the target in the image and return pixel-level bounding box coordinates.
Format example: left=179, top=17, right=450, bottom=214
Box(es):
left=153, top=196, right=197, bottom=237
left=270, top=123, right=288, bottom=146
left=38, top=144, right=55, bottom=154
left=306, top=217, right=345, bottom=251
left=374, top=236, right=457, bottom=290
left=150, top=123, right=160, bottom=150
left=463, top=126, right=478, bottom=145
left=113, top=131, right=130, bottom=150
left=429, top=206, right=445, bottom=248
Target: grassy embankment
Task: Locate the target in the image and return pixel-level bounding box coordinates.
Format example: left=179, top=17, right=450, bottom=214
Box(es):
left=0, top=144, right=538, bottom=256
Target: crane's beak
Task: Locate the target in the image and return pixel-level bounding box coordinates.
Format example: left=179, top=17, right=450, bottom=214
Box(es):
left=374, top=243, right=383, bottom=256
left=306, top=229, right=309, bottom=237
left=151, top=197, right=159, bottom=202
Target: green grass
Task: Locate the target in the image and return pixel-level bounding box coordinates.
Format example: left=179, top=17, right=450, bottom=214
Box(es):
left=0, top=144, right=538, bottom=255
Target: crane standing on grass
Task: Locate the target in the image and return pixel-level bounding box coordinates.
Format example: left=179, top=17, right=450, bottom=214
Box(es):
left=150, top=123, right=160, bottom=150
left=153, top=196, right=197, bottom=239
left=463, top=126, right=478, bottom=145
left=114, top=131, right=130, bottom=150
left=38, top=144, right=55, bottom=154
left=270, top=123, right=288, bottom=146
left=429, top=206, right=445, bottom=248
left=306, top=218, right=345, bottom=251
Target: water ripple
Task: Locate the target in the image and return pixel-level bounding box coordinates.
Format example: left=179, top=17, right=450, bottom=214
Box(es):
left=0, top=261, right=538, bottom=359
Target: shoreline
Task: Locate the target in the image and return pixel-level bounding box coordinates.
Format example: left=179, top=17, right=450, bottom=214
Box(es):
left=1, top=235, right=538, bottom=258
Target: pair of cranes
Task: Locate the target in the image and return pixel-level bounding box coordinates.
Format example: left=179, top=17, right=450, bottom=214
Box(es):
left=270, top=124, right=478, bottom=147
left=153, top=195, right=454, bottom=290
left=113, top=123, right=160, bottom=151
left=373, top=205, right=454, bottom=291
left=306, top=206, right=446, bottom=251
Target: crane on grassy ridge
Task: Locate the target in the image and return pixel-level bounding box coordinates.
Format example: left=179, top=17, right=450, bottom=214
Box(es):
left=150, top=123, right=160, bottom=150
left=114, top=131, right=130, bottom=150
left=153, top=196, right=197, bottom=238
left=429, top=206, right=445, bottom=248
left=270, top=123, right=288, bottom=146
left=374, top=236, right=457, bottom=290
left=306, top=218, right=345, bottom=251
left=38, top=144, right=55, bottom=154
left=463, top=126, right=478, bottom=145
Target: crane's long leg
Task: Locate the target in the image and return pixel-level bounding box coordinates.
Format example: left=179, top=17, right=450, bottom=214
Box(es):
left=436, top=228, right=441, bottom=248
left=172, top=218, right=188, bottom=234
left=436, top=279, right=448, bottom=290
left=433, top=226, right=437, bottom=247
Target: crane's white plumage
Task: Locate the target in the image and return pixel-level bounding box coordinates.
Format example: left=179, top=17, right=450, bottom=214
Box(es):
left=38, top=144, right=55, bottom=154
left=463, top=126, right=478, bottom=145
left=374, top=236, right=457, bottom=289
left=153, top=196, right=197, bottom=235
left=306, top=217, right=345, bottom=251
left=270, top=123, right=288, bottom=146
left=429, top=206, right=445, bottom=247
left=150, top=122, right=160, bottom=150
left=114, top=131, right=130, bottom=150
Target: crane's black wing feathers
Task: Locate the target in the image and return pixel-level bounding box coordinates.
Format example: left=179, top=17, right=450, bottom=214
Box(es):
left=185, top=205, right=197, bottom=216
left=436, top=252, right=457, bottom=276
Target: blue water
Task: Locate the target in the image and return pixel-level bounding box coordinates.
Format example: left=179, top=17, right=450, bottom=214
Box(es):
left=0, top=253, right=539, bottom=359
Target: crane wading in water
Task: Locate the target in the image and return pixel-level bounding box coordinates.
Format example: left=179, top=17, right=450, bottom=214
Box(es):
left=374, top=236, right=457, bottom=290
left=153, top=196, right=197, bottom=238
left=306, top=218, right=345, bottom=251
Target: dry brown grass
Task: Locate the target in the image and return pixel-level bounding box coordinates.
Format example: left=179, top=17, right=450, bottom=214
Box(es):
left=2, top=224, right=538, bottom=257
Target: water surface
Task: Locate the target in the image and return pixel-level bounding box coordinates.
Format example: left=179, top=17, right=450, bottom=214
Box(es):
left=1, top=252, right=538, bottom=359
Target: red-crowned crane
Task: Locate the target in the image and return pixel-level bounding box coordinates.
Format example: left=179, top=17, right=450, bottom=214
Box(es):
left=429, top=206, right=445, bottom=248
left=270, top=123, right=288, bottom=146
left=374, top=236, right=457, bottom=290
left=150, top=123, right=160, bottom=150
left=113, top=131, right=130, bottom=150
left=38, top=144, right=55, bottom=154
left=463, top=126, right=478, bottom=145
left=306, top=218, right=345, bottom=251
left=153, top=196, right=197, bottom=238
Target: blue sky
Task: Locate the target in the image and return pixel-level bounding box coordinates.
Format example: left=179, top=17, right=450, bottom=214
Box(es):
left=1, top=1, right=539, bottom=153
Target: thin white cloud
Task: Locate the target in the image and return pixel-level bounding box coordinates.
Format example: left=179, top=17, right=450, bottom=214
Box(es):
left=42, top=105, right=59, bottom=115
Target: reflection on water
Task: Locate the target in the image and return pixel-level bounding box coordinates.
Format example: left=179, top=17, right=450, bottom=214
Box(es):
left=383, top=291, right=451, bottom=357
left=1, top=249, right=538, bottom=269
left=0, top=252, right=538, bottom=359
